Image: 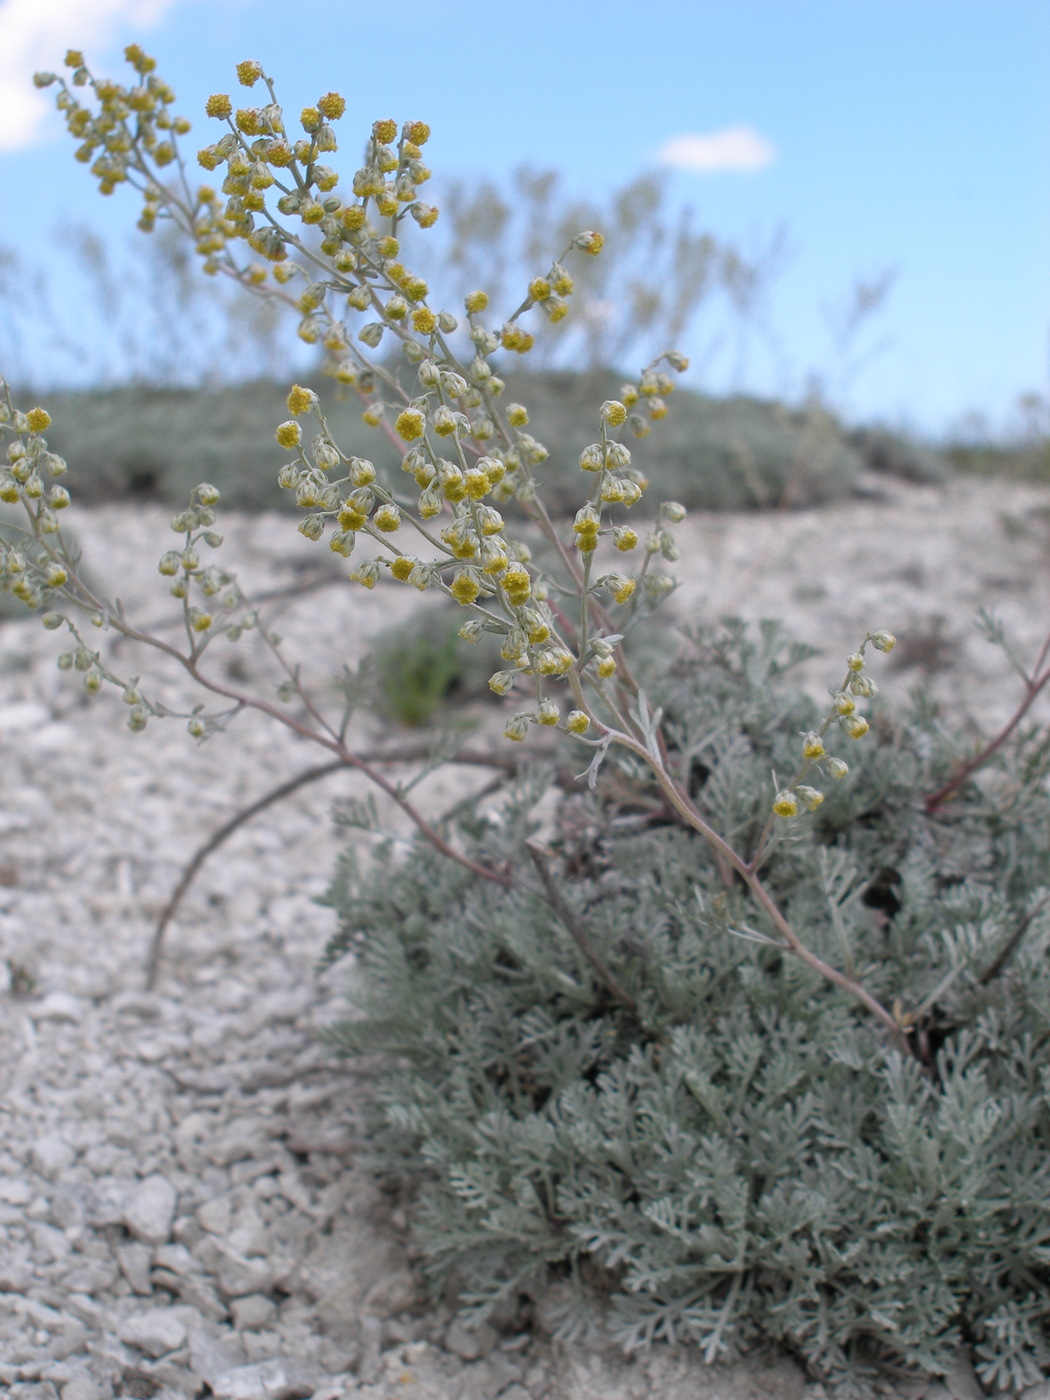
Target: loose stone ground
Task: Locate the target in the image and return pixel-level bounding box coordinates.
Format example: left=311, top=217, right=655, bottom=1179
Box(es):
left=1, top=473, right=1048, bottom=1400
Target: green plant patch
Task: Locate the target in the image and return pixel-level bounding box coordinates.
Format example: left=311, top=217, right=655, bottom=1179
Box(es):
left=323, top=622, right=1050, bottom=1393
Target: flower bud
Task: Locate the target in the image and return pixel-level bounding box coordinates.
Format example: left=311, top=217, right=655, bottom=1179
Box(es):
left=849, top=675, right=878, bottom=698
left=802, top=732, right=825, bottom=760
left=600, top=400, right=627, bottom=427
left=503, top=713, right=530, bottom=742
left=350, top=559, right=380, bottom=588
left=566, top=710, right=590, bottom=735
left=869, top=630, right=896, bottom=653
left=488, top=669, right=517, bottom=695
left=772, top=790, right=798, bottom=818
left=459, top=619, right=484, bottom=643
left=825, top=757, right=849, bottom=780
left=796, top=785, right=824, bottom=811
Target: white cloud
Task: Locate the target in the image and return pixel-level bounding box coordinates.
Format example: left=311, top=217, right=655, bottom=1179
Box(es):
left=0, top=0, right=175, bottom=151
left=658, top=125, right=776, bottom=174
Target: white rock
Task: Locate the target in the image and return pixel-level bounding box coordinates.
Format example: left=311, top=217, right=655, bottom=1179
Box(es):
left=60, top=1378, right=103, bottom=1400
left=197, top=1194, right=233, bottom=1235
left=123, top=1174, right=177, bottom=1245
left=213, top=1240, right=274, bottom=1299
left=31, top=991, right=87, bottom=1024
left=118, top=1306, right=188, bottom=1358
left=0, top=1177, right=34, bottom=1205
left=209, top=1359, right=313, bottom=1400
left=31, top=1134, right=75, bottom=1179
left=230, top=1294, right=278, bottom=1332
left=114, top=1241, right=154, bottom=1295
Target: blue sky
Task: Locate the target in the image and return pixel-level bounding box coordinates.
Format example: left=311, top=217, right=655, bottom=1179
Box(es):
left=0, top=0, right=1047, bottom=437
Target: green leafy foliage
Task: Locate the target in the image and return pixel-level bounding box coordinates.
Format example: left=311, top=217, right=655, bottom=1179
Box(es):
left=323, top=622, right=1050, bottom=1391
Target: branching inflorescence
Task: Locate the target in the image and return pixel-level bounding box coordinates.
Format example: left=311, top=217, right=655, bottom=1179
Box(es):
left=4, top=47, right=919, bottom=1037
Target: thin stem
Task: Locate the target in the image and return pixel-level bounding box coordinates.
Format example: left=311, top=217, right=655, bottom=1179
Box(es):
left=925, top=629, right=1050, bottom=812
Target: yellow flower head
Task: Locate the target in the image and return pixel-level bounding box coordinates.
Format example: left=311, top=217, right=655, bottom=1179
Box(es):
left=500, top=325, right=534, bottom=354
left=236, top=60, right=263, bottom=86
left=25, top=407, right=51, bottom=433
left=390, top=555, right=416, bottom=582
left=318, top=91, right=346, bottom=120
left=600, top=400, right=627, bottom=427
left=576, top=230, right=604, bottom=255
left=501, top=564, right=532, bottom=606
left=124, top=45, right=156, bottom=74
left=566, top=710, right=590, bottom=735
left=286, top=384, right=318, bottom=415
left=411, top=307, right=437, bottom=334
left=451, top=571, right=481, bottom=605
left=395, top=408, right=426, bottom=441
left=373, top=503, right=401, bottom=532
left=372, top=118, right=397, bottom=144
left=613, top=527, right=638, bottom=552
left=275, top=420, right=301, bottom=449
left=205, top=94, right=233, bottom=120
left=403, top=120, right=431, bottom=145
left=528, top=277, right=551, bottom=302
left=772, top=791, right=798, bottom=819
left=464, top=290, right=489, bottom=314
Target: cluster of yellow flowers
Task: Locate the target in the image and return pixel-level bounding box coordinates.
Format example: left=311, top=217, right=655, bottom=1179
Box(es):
left=0, top=399, right=70, bottom=610
left=28, top=48, right=895, bottom=773
left=771, top=630, right=896, bottom=818
left=29, top=49, right=699, bottom=747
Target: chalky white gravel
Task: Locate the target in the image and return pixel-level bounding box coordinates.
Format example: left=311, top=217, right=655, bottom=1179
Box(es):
left=0, top=473, right=1047, bottom=1400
